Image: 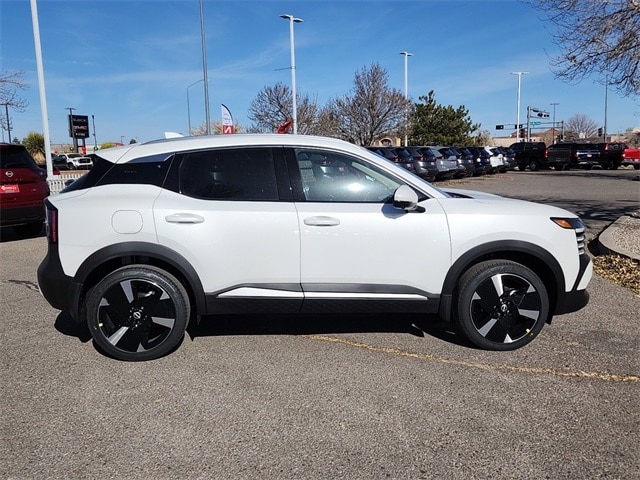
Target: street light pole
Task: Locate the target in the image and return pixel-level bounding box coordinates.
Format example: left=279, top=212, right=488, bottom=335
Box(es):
left=550, top=102, right=559, bottom=142
left=186, top=79, right=205, bottom=134
left=91, top=114, right=98, bottom=150
left=604, top=73, right=609, bottom=141
left=199, top=0, right=211, bottom=135
left=511, top=71, right=528, bottom=143
left=280, top=14, right=303, bottom=135
left=400, top=51, right=413, bottom=147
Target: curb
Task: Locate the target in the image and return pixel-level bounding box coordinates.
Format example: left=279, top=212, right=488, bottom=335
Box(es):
left=598, top=216, right=640, bottom=262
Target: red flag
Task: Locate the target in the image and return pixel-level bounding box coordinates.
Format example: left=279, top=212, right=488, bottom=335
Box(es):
left=277, top=119, right=293, bottom=134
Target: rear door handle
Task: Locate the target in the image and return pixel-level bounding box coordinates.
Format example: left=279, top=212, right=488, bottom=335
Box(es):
left=303, top=216, right=340, bottom=227
left=165, top=213, right=205, bottom=224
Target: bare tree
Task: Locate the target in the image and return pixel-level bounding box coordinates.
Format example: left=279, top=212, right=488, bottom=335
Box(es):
left=563, top=113, right=600, bottom=140
left=527, top=0, right=640, bottom=96
left=327, top=63, right=409, bottom=146
left=247, top=83, right=320, bottom=134
left=0, top=70, right=29, bottom=137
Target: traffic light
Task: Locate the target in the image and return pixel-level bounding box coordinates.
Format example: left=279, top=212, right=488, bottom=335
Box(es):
left=597, top=127, right=603, bottom=137
left=495, top=124, right=504, bottom=130
left=519, top=128, right=526, bottom=139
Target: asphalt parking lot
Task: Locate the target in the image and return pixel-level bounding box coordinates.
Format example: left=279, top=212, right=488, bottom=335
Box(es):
left=1, top=169, right=638, bottom=479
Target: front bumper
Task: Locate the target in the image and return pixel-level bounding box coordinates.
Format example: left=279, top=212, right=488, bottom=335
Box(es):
left=554, top=254, right=592, bottom=315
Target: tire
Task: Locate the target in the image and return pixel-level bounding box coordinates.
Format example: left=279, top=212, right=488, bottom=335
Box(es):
left=13, top=222, right=44, bottom=238
left=67, top=163, right=76, bottom=170
left=528, top=160, right=539, bottom=171
left=454, top=260, right=549, bottom=351
left=85, top=265, right=190, bottom=361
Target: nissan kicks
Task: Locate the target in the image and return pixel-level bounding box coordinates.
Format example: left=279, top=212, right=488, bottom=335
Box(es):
left=38, top=135, right=592, bottom=361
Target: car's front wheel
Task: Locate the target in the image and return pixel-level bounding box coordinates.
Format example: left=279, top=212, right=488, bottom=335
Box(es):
left=455, top=260, right=549, bottom=351
left=85, top=265, right=190, bottom=361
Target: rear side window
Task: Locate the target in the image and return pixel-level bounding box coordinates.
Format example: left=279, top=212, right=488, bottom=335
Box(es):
left=0, top=145, right=39, bottom=171
left=178, top=147, right=279, bottom=201
left=63, top=153, right=172, bottom=192
left=97, top=153, right=172, bottom=186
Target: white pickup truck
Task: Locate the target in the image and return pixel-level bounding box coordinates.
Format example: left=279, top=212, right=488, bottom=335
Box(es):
left=55, top=153, right=93, bottom=170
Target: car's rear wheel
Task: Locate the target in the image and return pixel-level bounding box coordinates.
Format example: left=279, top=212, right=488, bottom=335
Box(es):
left=528, top=160, right=540, bottom=171
left=85, top=265, right=190, bottom=361
left=455, top=260, right=549, bottom=351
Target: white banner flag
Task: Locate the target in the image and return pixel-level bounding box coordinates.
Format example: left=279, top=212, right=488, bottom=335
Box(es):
left=221, top=104, right=234, bottom=134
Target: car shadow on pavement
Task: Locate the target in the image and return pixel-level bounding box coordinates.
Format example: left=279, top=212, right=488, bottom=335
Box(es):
left=188, top=313, right=475, bottom=349
left=54, top=312, right=92, bottom=343
left=53, top=312, right=477, bottom=358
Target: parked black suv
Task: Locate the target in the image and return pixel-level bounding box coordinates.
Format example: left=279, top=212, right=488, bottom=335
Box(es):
left=509, top=142, right=547, bottom=171
left=547, top=143, right=600, bottom=170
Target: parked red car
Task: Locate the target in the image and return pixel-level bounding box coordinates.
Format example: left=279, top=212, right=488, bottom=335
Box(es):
left=0, top=143, right=50, bottom=237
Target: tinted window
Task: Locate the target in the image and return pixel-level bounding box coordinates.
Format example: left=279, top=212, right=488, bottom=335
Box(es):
left=0, top=145, right=39, bottom=171
left=97, top=153, right=172, bottom=187
left=62, top=153, right=173, bottom=192
left=295, top=148, right=402, bottom=203
left=179, top=147, right=278, bottom=201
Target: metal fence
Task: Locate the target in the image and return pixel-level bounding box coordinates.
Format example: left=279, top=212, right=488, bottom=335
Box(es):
left=48, top=173, right=85, bottom=195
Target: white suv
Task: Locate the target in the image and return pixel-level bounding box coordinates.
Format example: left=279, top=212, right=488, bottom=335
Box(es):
left=37, top=135, right=592, bottom=361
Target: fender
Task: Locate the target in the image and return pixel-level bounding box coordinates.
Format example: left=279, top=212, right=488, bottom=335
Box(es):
left=71, top=241, right=206, bottom=318
left=437, top=240, right=565, bottom=322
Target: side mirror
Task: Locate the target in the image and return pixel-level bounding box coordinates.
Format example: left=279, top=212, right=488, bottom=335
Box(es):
left=393, top=185, right=419, bottom=211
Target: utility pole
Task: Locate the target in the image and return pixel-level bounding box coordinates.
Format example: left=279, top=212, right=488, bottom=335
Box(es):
left=2, top=103, right=11, bottom=142
left=67, top=107, right=77, bottom=152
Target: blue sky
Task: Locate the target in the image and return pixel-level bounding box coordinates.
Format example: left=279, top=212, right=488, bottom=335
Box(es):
left=1, top=0, right=638, bottom=146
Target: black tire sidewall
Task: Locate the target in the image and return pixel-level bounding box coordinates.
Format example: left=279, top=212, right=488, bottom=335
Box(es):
left=85, top=265, right=190, bottom=361
left=455, top=260, right=549, bottom=351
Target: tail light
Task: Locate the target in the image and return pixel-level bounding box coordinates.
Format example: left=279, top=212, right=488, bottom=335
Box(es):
left=45, top=200, right=58, bottom=244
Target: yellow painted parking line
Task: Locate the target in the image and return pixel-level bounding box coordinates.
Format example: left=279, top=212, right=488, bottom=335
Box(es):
left=303, top=335, right=640, bottom=383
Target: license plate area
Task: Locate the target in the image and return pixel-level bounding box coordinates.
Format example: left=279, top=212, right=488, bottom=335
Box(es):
left=1, top=184, right=20, bottom=194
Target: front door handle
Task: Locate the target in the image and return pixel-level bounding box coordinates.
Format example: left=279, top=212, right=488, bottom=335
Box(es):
left=165, top=213, right=205, bottom=224
left=303, top=216, right=340, bottom=227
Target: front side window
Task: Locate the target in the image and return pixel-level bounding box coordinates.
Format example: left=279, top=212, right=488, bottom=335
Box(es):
left=179, top=147, right=279, bottom=201
left=294, top=148, right=402, bottom=203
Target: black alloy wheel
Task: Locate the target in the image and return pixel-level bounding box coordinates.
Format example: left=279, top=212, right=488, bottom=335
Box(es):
left=455, top=260, right=549, bottom=351
left=85, top=265, right=190, bottom=361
